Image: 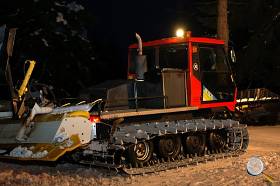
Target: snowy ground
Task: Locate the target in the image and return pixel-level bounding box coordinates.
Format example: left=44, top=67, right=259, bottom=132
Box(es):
left=0, top=126, right=280, bottom=186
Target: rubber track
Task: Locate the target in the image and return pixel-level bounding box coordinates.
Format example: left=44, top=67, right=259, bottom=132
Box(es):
left=122, top=150, right=244, bottom=175
left=112, top=119, right=249, bottom=175
left=80, top=119, right=248, bottom=175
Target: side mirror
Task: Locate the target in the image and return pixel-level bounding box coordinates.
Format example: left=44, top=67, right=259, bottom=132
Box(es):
left=135, top=55, right=147, bottom=80
left=230, top=49, right=236, bottom=63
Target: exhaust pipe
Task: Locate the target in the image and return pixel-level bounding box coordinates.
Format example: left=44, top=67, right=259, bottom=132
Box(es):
left=134, top=33, right=147, bottom=80
left=135, top=33, right=142, bottom=55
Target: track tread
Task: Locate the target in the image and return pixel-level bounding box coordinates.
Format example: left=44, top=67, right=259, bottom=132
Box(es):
left=83, top=119, right=248, bottom=175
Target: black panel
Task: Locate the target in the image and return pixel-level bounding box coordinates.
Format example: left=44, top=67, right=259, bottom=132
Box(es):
left=0, top=25, right=11, bottom=100
left=96, top=123, right=111, bottom=140
left=136, top=80, right=164, bottom=109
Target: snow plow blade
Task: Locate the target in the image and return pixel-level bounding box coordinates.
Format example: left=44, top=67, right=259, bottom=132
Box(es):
left=0, top=104, right=95, bottom=162
left=0, top=135, right=81, bottom=161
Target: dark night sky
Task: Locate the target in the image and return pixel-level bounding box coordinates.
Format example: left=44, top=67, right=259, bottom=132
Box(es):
left=1, top=0, right=201, bottom=95
left=1, top=0, right=280, bottom=96
left=88, top=0, right=280, bottom=92
left=91, top=1, right=201, bottom=43
left=88, top=0, right=200, bottom=79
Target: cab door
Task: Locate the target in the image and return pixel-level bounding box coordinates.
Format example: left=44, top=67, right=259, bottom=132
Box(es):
left=198, top=44, right=235, bottom=103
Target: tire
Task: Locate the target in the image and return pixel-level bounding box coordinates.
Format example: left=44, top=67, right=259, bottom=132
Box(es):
left=157, top=135, right=181, bottom=159
left=208, top=131, right=226, bottom=151
left=183, top=133, right=206, bottom=155
left=127, top=140, right=154, bottom=167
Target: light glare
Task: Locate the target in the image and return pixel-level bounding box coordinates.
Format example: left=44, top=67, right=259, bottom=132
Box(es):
left=176, top=28, right=185, bottom=38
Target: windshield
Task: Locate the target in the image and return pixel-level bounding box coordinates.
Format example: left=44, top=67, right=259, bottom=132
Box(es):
left=159, top=44, right=188, bottom=70
left=199, top=45, right=229, bottom=72
left=128, top=44, right=188, bottom=75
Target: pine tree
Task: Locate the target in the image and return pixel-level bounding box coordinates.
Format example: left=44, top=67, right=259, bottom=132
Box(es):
left=0, top=0, right=97, bottom=97
left=217, top=0, right=228, bottom=52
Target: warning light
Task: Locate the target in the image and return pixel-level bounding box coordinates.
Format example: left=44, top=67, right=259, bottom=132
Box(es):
left=192, top=46, right=198, bottom=53
left=176, top=28, right=185, bottom=38
left=89, top=115, right=101, bottom=123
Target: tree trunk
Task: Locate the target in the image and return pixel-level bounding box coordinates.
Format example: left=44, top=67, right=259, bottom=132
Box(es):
left=217, top=0, right=229, bottom=52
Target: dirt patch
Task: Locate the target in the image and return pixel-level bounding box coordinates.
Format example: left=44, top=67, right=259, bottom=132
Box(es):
left=0, top=126, right=280, bottom=186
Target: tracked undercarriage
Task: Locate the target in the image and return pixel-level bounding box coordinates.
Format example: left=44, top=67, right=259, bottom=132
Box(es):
left=75, top=118, right=249, bottom=175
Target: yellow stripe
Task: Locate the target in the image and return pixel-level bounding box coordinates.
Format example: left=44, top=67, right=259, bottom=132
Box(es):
left=67, top=111, right=90, bottom=119
left=263, top=172, right=275, bottom=183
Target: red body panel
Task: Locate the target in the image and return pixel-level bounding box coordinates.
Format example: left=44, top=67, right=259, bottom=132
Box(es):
left=128, top=36, right=237, bottom=112
left=189, top=37, right=225, bottom=45
left=129, top=37, right=225, bottom=49
left=129, top=37, right=187, bottom=49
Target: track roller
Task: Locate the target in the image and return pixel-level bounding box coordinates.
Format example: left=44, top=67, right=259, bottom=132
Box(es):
left=183, top=133, right=206, bottom=155
left=208, top=130, right=227, bottom=151
left=127, top=140, right=154, bottom=167
left=157, top=135, right=181, bottom=159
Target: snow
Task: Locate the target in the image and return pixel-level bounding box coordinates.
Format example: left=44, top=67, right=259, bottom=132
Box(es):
left=54, top=1, right=84, bottom=12
left=64, top=139, right=74, bottom=147
left=54, top=131, right=74, bottom=149
left=52, top=104, right=93, bottom=114
left=54, top=132, right=69, bottom=143
left=29, top=28, right=42, bottom=36
left=56, top=12, right=67, bottom=25
left=78, top=35, right=90, bottom=43
left=54, top=2, right=64, bottom=7
left=54, top=132, right=74, bottom=148
left=9, top=146, right=48, bottom=159
left=0, top=149, right=7, bottom=154
left=59, top=139, right=74, bottom=149
left=41, top=38, right=49, bottom=47
left=31, top=150, right=48, bottom=158
left=67, top=2, right=84, bottom=12
left=9, top=146, right=32, bottom=158
left=34, top=28, right=42, bottom=36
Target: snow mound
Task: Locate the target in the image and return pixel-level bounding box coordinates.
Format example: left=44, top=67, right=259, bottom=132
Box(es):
left=9, top=146, right=48, bottom=159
